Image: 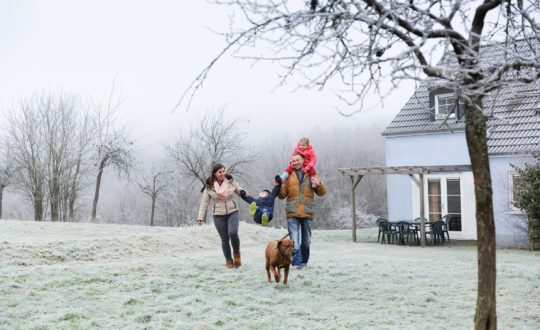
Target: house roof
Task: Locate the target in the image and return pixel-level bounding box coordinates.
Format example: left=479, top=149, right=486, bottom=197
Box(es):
left=383, top=41, right=540, bottom=155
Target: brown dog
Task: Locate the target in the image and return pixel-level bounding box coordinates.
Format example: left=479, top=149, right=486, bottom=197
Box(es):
left=265, top=238, right=294, bottom=285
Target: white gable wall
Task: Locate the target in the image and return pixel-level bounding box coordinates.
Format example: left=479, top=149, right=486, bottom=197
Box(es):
left=385, top=131, right=531, bottom=246
left=386, top=131, right=475, bottom=239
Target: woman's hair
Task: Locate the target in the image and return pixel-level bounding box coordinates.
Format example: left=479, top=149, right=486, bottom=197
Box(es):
left=201, top=163, right=233, bottom=192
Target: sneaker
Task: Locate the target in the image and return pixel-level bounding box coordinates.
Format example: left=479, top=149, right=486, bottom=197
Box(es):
left=261, top=213, right=269, bottom=227
left=249, top=202, right=257, bottom=216
left=301, top=263, right=308, bottom=269
left=292, top=265, right=302, bottom=270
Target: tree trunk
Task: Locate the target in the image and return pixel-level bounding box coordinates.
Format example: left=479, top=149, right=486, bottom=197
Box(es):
left=68, top=159, right=82, bottom=222
left=34, top=195, right=43, bottom=221
left=91, top=157, right=108, bottom=222
left=464, top=97, right=497, bottom=330
left=0, top=186, right=3, bottom=219
left=50, top=176, right=60, bottom=221
left=150, top=196, right=156, bottom=226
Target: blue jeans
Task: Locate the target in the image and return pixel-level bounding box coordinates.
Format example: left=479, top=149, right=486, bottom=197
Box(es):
left=253, top=207, right=273, bottom=224
left=287, top=218, right=312, bottom=267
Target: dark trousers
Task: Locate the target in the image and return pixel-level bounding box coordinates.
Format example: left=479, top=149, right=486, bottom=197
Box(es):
left=213, top=212, right=240, bottom=261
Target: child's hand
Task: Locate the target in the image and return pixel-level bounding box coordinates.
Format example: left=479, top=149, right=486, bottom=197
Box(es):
left=304, top=165, right=312, bottom=173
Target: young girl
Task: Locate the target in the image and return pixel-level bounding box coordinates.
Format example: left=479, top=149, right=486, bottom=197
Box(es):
left=281, top=137, right=320, bottom=188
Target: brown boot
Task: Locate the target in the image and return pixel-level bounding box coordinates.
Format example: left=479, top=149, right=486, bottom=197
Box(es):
left=233, top=253, right=241, bottom=268
left=225, top=259, right=234, bottom=269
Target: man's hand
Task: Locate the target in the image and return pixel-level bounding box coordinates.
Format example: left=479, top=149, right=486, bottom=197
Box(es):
left=303, top=165, right=311, bottom=174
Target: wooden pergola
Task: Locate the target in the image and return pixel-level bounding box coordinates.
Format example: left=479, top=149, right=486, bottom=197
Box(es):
left=338, top=165, right=472, bottom=246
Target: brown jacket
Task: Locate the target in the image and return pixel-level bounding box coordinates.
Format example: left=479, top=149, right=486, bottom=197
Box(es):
left=278, top=171, right=326, bottom=219
left=197, top=178, right=243, bottom=220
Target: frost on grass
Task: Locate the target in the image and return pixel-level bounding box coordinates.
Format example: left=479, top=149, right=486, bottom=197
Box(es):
left=0, top=219, right=539, bottom=329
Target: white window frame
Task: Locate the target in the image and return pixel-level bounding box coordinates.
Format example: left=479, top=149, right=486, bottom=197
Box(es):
left=509, top=172, right=525, bottom=214
left=435, top=93, right=456, bottom=120
left=423, top=175, right=463, bottom=232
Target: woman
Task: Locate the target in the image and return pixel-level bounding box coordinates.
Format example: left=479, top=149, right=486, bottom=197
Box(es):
left=197, top=163, right=244, bottom=269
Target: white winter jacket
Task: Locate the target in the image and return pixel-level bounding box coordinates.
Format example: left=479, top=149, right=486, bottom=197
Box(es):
left=197, top=178, right=243, bottom=221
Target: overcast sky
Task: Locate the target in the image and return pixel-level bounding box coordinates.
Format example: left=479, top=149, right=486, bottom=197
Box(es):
left=0, top=0, right=415, bottom=155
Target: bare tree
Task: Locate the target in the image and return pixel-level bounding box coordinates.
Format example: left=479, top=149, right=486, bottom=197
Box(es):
left=3, top=95, right=48, bottom=220
left=40, top=93, right=81, bottom=222
left=180, top=1, right=540, bottom=328
left=0, top=149, right=15, bottom=219
left=61, top=110, right=94, bottom=221
left=3, top=92, right=95, bottom=222
left=166, top=108, right=251, bottom=188
left=137, top=165, right=171, bottom=226
left=90, top=99, right=134, bottom=222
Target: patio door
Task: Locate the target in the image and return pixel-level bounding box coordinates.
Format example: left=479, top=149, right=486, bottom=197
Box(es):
left=426, top=177, right=462, bottom=231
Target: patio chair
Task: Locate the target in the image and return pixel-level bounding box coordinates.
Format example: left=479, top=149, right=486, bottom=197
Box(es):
left=395, top=221, right=418, bottom=245
left=425, top=220, right=445, bottom=245
left=379, top=220, right=398, bottom=244
left=441, top=215, right=451, bottom=243
left=376, top=217, right=388, bottom=242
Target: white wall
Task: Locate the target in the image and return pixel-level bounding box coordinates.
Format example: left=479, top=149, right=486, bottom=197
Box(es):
left=385, top=131, right=471, bottom=221
left=385, top=131, right=532, bottom=246
left=490, top=155, right=532, bottom=247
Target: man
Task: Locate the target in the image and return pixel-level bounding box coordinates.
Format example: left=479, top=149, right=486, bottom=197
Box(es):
left=278, top=153, right=326, bottom=269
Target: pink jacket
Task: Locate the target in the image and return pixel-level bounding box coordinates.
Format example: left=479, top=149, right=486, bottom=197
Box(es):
left=293, top=143, right=317, bottom=172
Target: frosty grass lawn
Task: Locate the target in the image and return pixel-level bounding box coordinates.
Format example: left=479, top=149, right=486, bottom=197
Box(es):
left=0, top=220, right=539, bottom=329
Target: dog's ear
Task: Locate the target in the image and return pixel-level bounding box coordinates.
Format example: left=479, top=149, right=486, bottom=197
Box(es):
left=276, top=240, right=282, bottom=249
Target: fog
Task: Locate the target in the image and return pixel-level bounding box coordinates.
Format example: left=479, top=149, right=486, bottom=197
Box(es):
left=0, top=0, right=415, bottom=225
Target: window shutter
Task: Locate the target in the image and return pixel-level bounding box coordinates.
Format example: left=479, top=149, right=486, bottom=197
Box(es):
left=428, top=88, right=436, bottom=121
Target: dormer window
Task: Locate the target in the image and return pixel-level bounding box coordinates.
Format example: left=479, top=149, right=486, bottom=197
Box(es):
left=428, top=86, right=464, bottom=122
left=435, top=93, right=456, bottom=119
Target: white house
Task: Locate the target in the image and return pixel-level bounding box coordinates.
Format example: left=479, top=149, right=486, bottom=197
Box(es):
left=382, top=42, right=540, bottom=247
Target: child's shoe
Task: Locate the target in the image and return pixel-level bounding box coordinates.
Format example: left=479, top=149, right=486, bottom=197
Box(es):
left=249, top=202, right=257, bottom=216
left=261, top=213, right=269, bottom=227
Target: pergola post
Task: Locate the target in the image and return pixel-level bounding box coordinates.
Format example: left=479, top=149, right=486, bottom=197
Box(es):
left=339, top=165, right=471, bottom=245
left=409, top=172, right=427, bottom=247
left=419, top=172, right=426, bottom=247
left=350, top=175, right=363, bottom=242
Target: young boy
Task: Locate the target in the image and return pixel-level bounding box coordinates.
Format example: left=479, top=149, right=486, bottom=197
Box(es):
left=240, top=175, right=281, bottom=226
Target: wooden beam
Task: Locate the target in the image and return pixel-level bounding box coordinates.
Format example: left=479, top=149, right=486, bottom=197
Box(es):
left=419, top=172, right=426, bottom=247
left=338, top=165, right=472, bottom=176
left=350, top=175, right=357, bottom=242
left=408, top=174, right=420, bottom=187
left=350, top=175, right=363, bottom=242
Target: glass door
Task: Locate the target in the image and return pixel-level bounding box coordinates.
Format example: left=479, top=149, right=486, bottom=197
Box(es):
left=426, top=177, right=462, bottom=231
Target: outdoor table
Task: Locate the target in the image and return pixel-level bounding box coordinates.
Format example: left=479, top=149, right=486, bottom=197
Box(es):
left=387, top=220, right=437, bottom=245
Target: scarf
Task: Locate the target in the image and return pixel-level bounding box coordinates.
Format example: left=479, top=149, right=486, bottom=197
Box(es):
left=214, top=179, right=229, bottom=201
